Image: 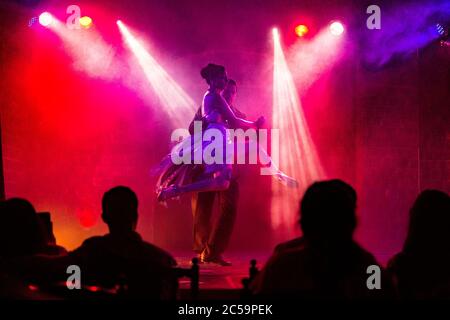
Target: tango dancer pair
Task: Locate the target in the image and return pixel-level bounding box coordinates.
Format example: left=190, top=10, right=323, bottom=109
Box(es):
left=155, top=64, right=297, bottom=265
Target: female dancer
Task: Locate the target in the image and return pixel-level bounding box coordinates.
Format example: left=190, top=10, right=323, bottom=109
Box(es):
left=156, top=63, right=297, bottom=201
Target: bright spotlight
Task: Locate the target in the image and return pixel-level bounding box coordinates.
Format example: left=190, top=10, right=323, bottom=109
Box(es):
left=39, top=12, right=53, bottom=27
left=295, top=24, right=309, bottom=37
left=288, top=27, right=345, bottom=92
left=435, top=23, right=447, bottom=36
left=117, top=21, right=196, bottom=128
left=79, top=16, right=93, bottom=29
left=329, top=21, right=344, bottom=36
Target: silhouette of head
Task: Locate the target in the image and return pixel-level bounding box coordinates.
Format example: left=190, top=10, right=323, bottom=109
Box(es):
left=0, top=198, right=46, bottom=257
left=403, top=189, right=450, bottom=255
left=102, top=186, right=138, bottom=234
left=300, top=179, right=357, bottom=245
left=201, top=63, right=227, bottom=90
left=223, top=79, right=237, bottom=106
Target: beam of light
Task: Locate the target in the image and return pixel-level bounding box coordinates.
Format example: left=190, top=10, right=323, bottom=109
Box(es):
left=117, top=20, right=196, bottom=128
left=272, top=27, right=279, bottom=39
left=46, top=18, right=119, bottom=80
left=271, top=29, right=325, bottom=234
left=287, top=27, right=346, bottom=94
left=39, top=12, right=53, bottom=27
left=329, top=21, right=344, bottom=36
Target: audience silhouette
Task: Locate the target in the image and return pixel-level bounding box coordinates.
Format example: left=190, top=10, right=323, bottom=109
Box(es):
left=388, top=189, right=450, bottom=299
left=0, top=198, right=64, bottom=258
left=1, top=182, right=449, bottom=300
left=0, top=198, right=66, bottom=298
left=53, top=186, right=178, bottom=297
left=2, top=187, right=177, bottom=299
left=251, top=179, right=395, bottom=299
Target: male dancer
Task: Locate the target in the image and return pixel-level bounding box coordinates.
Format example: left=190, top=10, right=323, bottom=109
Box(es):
left=190, top=79, right=244, bottom=266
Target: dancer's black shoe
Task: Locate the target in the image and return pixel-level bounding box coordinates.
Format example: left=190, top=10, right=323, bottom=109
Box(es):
left=201, top=253, right=232, bottom=266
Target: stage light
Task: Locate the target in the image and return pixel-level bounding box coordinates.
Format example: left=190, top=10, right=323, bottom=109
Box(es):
left=79, top=16, right=93, bottom=29
left=295, top=24, right=309, bottom=37
left=435, top=23, right=447, bottom=36
left=436, top=23, right=444, bottom=35
left=77, top=209, right=97, bottom=228
left=440, top=40, right=450, bottom=47
left=39, top=12, right=53, bottom=27
left=270, top=29, right=324, bottom=233
left=287, top=27, right=345, bottom=92
left=329, top=21, right=344, bottom=36
left=117, top=21, right=196, bottom=128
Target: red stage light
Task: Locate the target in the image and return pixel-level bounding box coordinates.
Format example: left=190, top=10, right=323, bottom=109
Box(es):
left=77, top=209, right=97, bottom=228
left=39, top=12, right=53, bottom=27
left=295, top=24, right=309, bottom=37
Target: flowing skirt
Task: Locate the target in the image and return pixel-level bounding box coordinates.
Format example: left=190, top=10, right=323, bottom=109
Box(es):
left=153, top=122, right=297, bottom=194
left=154, top=122, right=233, bottom=193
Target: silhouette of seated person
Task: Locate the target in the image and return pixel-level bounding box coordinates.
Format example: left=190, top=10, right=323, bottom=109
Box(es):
left=0, top=198, right=66, bottom=298
left=6, top=187, right=177, bottom=299
left=36, top=211, right=67, bottom=256
left=388, top=189, right=450, bottom=299
left=251, top=179, right=394, bottom=299
left=273, top=236, right=305, bottom=255
left=0, top=198, right=66, bottom=258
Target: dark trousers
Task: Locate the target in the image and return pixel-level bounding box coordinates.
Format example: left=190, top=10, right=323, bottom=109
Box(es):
left=191, top=179, right=239, bottom=257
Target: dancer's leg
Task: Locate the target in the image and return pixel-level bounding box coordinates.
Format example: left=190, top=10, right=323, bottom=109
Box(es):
left=208, top=178, right=239, bottom=258
left=191, top=191, right=216, bottom=254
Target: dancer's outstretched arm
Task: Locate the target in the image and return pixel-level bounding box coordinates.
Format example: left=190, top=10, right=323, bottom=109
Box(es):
left=233, top=136, right=299, bottom=188
left=206, top=94, right=263, bottom=129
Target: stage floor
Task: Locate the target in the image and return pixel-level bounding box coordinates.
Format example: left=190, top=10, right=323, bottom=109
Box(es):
left=172, top=249, right=392, bottom=298
left=174, top=252, right=271, bottom=291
